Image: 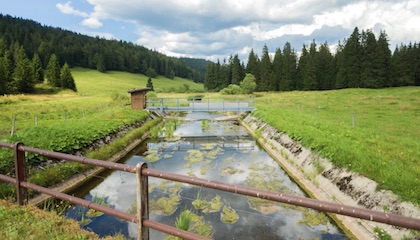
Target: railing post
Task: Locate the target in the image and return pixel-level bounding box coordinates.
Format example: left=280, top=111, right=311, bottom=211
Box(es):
left=14, top=142, right=27, bottom=206
left=136, top=162, right=149, bottom=240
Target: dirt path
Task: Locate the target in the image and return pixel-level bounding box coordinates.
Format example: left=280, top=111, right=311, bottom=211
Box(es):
left=240, top=113, right=420, bottom=240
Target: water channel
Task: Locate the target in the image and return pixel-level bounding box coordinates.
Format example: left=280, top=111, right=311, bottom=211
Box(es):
left=66, top=112, right=347, bottom=239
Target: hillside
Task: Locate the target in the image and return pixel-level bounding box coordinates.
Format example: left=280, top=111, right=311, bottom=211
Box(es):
left=0, top=14, right=205, bottom=82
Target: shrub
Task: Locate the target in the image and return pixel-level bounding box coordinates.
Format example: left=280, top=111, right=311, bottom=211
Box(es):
left=219, top=84, right=242, bottom=95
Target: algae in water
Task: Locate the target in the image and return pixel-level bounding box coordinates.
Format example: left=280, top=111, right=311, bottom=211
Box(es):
left=220, top=205, right=239, bottom=224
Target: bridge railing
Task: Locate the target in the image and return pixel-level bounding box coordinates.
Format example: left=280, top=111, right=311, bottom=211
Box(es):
left=146, top=98, right=255, bottom=112
left=1, top=141, right=419, bottom=240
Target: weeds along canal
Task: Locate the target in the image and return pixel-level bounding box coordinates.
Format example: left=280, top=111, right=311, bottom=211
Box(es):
left=65, top=112, right=347, bottom=240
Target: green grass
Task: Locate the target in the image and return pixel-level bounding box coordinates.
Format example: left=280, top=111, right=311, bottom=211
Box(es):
left=0, top=199, right=124, bottom=240
left=253, top=87, right=420, bottom=204
left=0, top=67, right=203, bottom=136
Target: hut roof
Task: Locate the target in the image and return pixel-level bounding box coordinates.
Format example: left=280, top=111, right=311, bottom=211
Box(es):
left=127, top=88, right=152, bottom=93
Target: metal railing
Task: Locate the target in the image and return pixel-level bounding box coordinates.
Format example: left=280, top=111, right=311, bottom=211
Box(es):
left=1, top=141, right=420, bottom=240
left=146, top=98, right=255, bottom=112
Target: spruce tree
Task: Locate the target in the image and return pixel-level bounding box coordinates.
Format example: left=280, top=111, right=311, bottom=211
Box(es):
left=335, top=41, right=347, bottom=89
left=146, top=77, right=154, bottom=91
left=231, top=54, right=243, bottom=85
left=46, top=54, right=61, bottom=87
left=302, top=41, right=318, bottom=90
left=60, top=63, right=77, bottom=91
left=317, top=42, right=334, bottom=90
left=360, top=29, right=378, bottom=88
left=271, top=48, right=282, bottom=91
left=296, top=45, right=309, bottom=90
left=376, top=31, right=392, bottom=87
left=0, top=39, right=10, bottom=94
left=259, top=45, right=272, bottom=91
left=246, top=49, right=260, bottom=88
left=204, top=63, right=217, bottom=91
left=280, top=42, right=297, bottom=91
left=32, top=53, right=44, bottom=83
left=12, top=46, right=34, bottom=93
left=344, top=27, right=362, bottom=88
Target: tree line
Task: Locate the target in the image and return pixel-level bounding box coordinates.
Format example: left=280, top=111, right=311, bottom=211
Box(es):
left=0, top=38, right=76, bottom=94
left=205, top=27, right=420, bottom=92
left=0, top=14, right=204, bottom=85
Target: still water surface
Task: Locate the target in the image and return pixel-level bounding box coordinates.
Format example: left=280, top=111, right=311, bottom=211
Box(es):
left=66, top=112, right=347, bottom=239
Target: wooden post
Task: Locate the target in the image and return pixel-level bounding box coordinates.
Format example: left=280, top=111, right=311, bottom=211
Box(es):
left=352, top=113, right=355, bottom=127
left=10, top=114, right=16, bottom=137
left=136, top=162, right=149, bottom=240
left=14, top=142, right=27, bottom=206
left=35, top=115, right=38, bottom=127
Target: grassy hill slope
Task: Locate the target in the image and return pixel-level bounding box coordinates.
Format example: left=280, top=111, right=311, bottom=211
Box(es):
left=254, top=87, right=420, bottom=204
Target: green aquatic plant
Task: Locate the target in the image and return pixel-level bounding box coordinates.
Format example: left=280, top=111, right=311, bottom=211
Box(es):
left=86, top=194, right=108, bottom=218
left=201, top=119, right=210, bottom=130
left=145, top=150, right=160, bottom=162
left=185, top=149, right=204, bottom=163
left=203, top=195, right=222, bottom=213
left=164, top=210, right=213, bottom=239
left=149, top=181, right=183, bottom=215
left=175, top=210, right=192, bottom=240
left=221, top=166, right=239, bottom=176
left=192, top=189, right=207, bottom=210
left=220, top=205, right=239, bottom=224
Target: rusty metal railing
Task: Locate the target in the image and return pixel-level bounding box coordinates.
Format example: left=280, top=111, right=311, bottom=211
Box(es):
left=1, top=141, right=420, bottom=240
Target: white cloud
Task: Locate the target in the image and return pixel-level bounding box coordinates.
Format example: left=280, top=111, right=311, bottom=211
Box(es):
left=82, top=17, right=103, bottom=28
left=74, top=0, right=420, bottom=59
left=56, top=1, right=89, bottom=18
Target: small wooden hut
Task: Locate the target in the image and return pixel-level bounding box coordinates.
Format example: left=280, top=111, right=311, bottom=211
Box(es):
left=127, top=88, right=151, bottom=110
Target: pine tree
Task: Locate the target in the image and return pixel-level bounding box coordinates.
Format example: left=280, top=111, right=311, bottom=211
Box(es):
left=231, top=54, right=243, bottom=85
left=204, top=63, right=217, bottom=91
left=146, top=77, right=154, bottom=91
left=344, top=27, right=362, bottom=88
left=296, top=45, right=309, bottom=90
left=0, top=38, right=10, bottom=94
left=271, top=48, right=282, bottom=91
left=32, top=53, right=44, bottom=83
left=259, top=45, right=272, bottom=91
left=96, top=53, right=106, bottom=73
left=246, top=49, right=260, bottom=88
left=302, top=41, right=318, bottom=90
left=335, top=41, right=347, bottom=89
left=280, top=42, right=297, bottom=91
left=46, top=54, right=61, bottom=87
left=12, top=46, right=34, bottom=93
left=360, top=30, right=378, bottom=88
left=317, top=42, right=334, bottom=90
left=376, top=30, right=392, bottom=87
left=60, top=62, right=77, bottom=91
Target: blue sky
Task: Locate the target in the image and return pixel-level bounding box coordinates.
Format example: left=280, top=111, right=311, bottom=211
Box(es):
left=1, top=0, right=419, bottom=62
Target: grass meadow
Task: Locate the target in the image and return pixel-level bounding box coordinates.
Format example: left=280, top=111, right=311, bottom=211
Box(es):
left=253, top=87, right=420, bottom=204
left=0, top=68, right=418, bottom=239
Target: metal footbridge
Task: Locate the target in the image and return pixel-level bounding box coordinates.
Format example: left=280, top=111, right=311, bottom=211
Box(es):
left=146, top=98, right=254, bottom=112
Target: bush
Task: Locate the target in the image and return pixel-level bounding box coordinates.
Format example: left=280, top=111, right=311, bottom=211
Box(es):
left=220, top=84, right=242, bottom=95
left=240, top=73, right=257, bottom=94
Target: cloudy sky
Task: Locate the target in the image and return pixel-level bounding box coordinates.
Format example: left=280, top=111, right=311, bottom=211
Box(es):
left=1, top=0, right=419, bottom=62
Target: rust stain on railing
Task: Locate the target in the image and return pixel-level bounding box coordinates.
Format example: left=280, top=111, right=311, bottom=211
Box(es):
left=1, top=141, right=420, bottom=240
